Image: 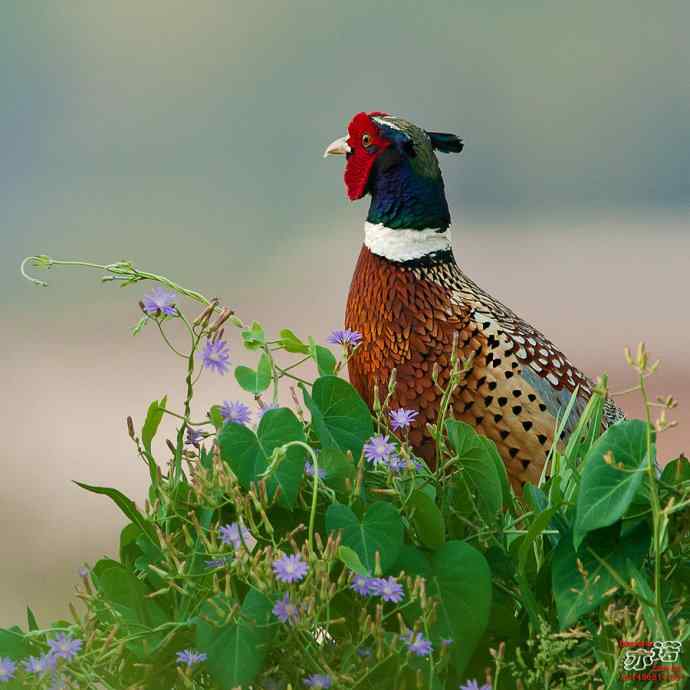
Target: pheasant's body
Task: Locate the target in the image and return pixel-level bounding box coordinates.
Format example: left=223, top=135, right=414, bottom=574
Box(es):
left=345, top=243, right=621, bottom=491
left=326, top=111, right=623, bottom=491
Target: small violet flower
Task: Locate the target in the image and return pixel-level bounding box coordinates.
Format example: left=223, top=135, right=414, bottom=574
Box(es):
left=141, top=287, right=177, bottom=316
left=389, top=408, right=419, bottom=431
left=47, top=633, right=82, bottom=660
left=386, top=454, right=406, bottom=473
left=369, top=576, right=404, bottom=603
left=326, top=329, right=363, bottom=347
left=219, top=522, right=257, bottom=552
left=460, top=681, right=492, bottom=690
left=200, top=338, right=231, bottom=375
left=273, top=553, right=308, bottom=583
left=185, top=427, right=204, bottom=447
left=304, top=461, right=326, bottom=480
left=272, top=593, right=300, bottom=625
left=401, top=630, right=432, bottom=657
left=0, top=658, right=16, bottom=683
left=350, top=574, right=374, bottom=596
left=363, top=434, right=396, bottom=466
left=24, top=654, right=56, bottom=674
left=176, top=649, right=207, bottom=667
left=220, top=400, right=252, bottom=426
left=304, top=674, right=333, bottom=689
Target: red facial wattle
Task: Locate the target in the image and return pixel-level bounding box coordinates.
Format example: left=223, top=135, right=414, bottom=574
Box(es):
left=342, top=111, right=392, bottom=201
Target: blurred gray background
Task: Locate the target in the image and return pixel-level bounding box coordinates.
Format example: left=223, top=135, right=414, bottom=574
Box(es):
left=1, top=1, right=688, bottom=627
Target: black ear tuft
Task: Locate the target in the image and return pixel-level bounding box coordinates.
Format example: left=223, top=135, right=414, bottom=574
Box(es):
left=426, top=131, right=464, bottom=154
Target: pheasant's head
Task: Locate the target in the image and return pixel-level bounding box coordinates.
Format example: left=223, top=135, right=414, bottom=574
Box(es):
left=324, top=112, right=463, bottom=231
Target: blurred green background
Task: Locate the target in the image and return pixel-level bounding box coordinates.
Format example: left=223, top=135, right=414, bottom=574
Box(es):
left=1, top=1, right=688, bottom=627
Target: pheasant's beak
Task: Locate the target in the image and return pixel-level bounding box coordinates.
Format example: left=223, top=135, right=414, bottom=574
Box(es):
left=323, top=136, right=352, bottom=158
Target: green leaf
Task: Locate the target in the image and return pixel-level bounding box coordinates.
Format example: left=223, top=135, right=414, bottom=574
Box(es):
left=661, top=455, right=690, bottom=485
left=319, top=448, right=356, bottom=494
left=301, top=376, right=374, bottom=458
left=26, top=607, right=38, bottom=632
left=141, top=395, right=167, bottom=456
left=218, top=408, right=307, bottom=508
left=392, top=544, right=433, bottom=580
left=325, top=502, right=404, bottom=573
left=241, top=321, right=265, bottom=350
left=427, top=541, right=492, bottom=676
left=0, top=627, right=33, bottom=659
left=446, top=420, right=502, bottom=523
left=234, top=352, right=272, bottom=394
left=552, top=521, right=650, bottom=629
left=93, top=562, right=169, bottom=658
left=74, top=482, right=157, bottom=544
left=208, top=404, right=224, bottom=431
left=480, top=436, right=516, bottom=514
left=574, top=420, right=650, bottom=550
left=279, top=328, right=309, bottom=354
left=196, top=589, right=276, bottom=689
left=626, top=560, right=661, bottom=638
left=337, top=545, right=370, bottom=576
left=407, top=489, right=445, bottom=549
left=311, top=343, right=337, bottom=377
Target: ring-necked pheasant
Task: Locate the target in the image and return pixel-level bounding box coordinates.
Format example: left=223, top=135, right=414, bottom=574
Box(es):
left=324, top=111, right=624, bottom=492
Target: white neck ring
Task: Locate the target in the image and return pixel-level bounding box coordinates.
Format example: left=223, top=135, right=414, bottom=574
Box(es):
left=364, top=222, right=452, bottom=262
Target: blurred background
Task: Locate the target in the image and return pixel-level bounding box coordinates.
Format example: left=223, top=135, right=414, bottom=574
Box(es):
left=1, top=1, right=688, bottom=627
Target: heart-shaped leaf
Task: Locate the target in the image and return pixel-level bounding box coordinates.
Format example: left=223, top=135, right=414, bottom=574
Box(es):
left=326, top=502, right=404, bottom=573
left=446, top=420, right=502, bottom=523
left=574, top=420, right=650, bottom=550
left=219, top=408, right=306, bottom=508
left=196, top=589, right=275, bottom=689
left=301, top=376, right=373, bottom=458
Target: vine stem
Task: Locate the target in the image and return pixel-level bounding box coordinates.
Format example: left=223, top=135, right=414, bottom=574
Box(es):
left=20, top=256, right=218, bottom=311
left=279, top=441, right=321, bottom=552
left=638, top=369, right=672, bottom=639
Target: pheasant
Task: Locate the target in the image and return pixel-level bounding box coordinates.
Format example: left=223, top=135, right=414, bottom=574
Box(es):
left=324, top=111, right=624, bottom=492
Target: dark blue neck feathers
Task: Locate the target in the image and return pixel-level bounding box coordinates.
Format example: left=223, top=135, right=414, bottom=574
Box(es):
left=366, top=152, right=451, bottom=231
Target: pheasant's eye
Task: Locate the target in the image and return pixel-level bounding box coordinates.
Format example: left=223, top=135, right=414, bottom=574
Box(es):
left=361, top=133, right=372, bottom=147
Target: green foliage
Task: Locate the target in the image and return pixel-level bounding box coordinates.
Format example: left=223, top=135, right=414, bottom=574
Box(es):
left=8, top=258, right=689, bottom=690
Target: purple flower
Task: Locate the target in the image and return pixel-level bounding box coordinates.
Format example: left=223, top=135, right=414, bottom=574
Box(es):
left=185, top=427, right=204, bottom=447
left=386, top=454, right=406, bottom=473
left=24, top=654, right=56, bottom=675
left=460, top=681, right=492, bottom=690
left=304, top=461, right=326, bottom=480
left=220, top=400, right=252, bottom=426
left=304, top=674, right=332, bottom=689
left=363, top=434, right=396, bottom=466
left=176, top=649, right=207, bottom=667
left=273, top=554, right=308, bottom=583
left=272, top=593, right=300, bottom=625
left=218, top=522, right=256, bottom=551
left=356, top=646, right=372, bottom=658
left=350, top=574, right=374, bottom=596
left=47, top=633, right=82, bottom=660
left=0, top=658, right=16, bottom=683
left=369, top=576, right=404, bottom=603
left=257, top=403, right=279, bottom=420
left=389, top=408, right=419, bottom=431
left=326, top=329, right=363, bottom=347
left=401, top=630, right=432, bottom=657
left=142, top=287, right=177, bottom=316
left=200, top=339, right=231, bottom=375
left=78, top=565, right=89, bottom=578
